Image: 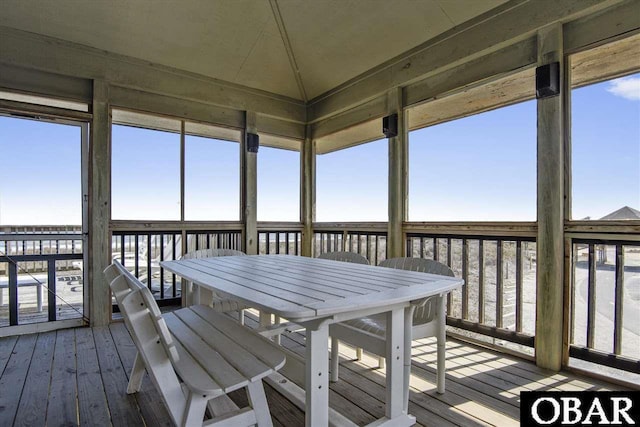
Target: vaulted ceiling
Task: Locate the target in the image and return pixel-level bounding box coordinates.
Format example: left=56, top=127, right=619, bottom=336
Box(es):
left=0, top=0, right=507, bottom=102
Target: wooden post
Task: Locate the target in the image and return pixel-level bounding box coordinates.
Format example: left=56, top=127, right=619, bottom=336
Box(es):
left=387, top=88, right=407, bottom=259
left=300, top=124, right=316, bottom=257
left=243, top=111, right=258, bottom=255
left=88, top=79, right=111, bottom=326
left=536, top=24, right=565, bottom=371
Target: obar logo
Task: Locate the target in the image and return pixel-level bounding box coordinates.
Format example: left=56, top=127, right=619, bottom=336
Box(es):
left=521, top=392, right=639, bottom=426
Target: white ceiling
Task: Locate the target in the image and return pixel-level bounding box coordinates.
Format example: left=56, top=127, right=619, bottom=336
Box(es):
left=0, top=0, right=507, bottom=101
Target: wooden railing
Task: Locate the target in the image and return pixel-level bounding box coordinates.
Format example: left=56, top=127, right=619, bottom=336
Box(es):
left=1, top=230, right=84, bottom=326
left=110, top=223, right=244, bottom=305
left=405, top=231, right=537, bottom=349
left=568, top=237, right=640, bottom=373
left=257, top=223, right=303, bottom=256
left=314, top=223, right=388, bottom=265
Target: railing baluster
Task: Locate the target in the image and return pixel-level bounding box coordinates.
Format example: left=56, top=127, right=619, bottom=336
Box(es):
left=48, top=259, right=57, bottom=322
left=446, top=238, right=452, bottom=314
left=613, top=244, right=624, bottom=355
left=516, top=240, right=523, bottom=333
left=587, top=243, right=596, bottom=349
left=9, top=261, right=18, bottom=326
left=134, top=234, right=140, bottom=278
left=496, top=240, right=503, bottom=329
left=478, top=239, right=485, bottom=324
left=147, top=234, right=152, bottom=291
left=433, top=238, right=439, bottom=262
left=462, top=238, right=468, bottom=320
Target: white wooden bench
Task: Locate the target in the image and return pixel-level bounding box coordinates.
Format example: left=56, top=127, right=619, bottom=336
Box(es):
left=105, top=261, right=286, bottom=427
left=0, top=277, right=44, bottom=312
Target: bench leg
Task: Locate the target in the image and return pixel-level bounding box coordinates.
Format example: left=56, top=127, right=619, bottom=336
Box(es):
left=356, top=347, right=362, bottom=360
left=247, top=380, right=273, bottom=427
left=126, top=352, right=146, bottom=394
left=182, top=392, right=208, bottom=427
left=330, top=337, right=339, bottom=382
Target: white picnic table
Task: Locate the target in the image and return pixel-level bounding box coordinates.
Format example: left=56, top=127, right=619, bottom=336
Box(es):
left=160, top=254, right=463, bottom=427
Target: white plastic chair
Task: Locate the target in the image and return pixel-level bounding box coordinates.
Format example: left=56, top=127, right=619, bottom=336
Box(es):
left=182, top=248, right=248, bottom=324
left=329, top=257, right=455, bottom=400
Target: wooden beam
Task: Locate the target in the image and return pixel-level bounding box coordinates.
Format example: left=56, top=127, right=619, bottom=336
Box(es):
left=243, top=112, right=258, bottom=255
left=564, top=0, right=640, bottom=54
left=300, top=126, right=316, bottom=257
left=405, top=37, right=537, bottom=109
left=307, top=0, right=620, bottom=122
left=0, top=27, right=305, bottom=123
left=88, top=79, right=111, bottom=327
left=310, top=96, right=387, bottom=139
left=0, top=62, right=91, bottom=103
left=387, top=88, right=407, bottom=259
left=535, top=24, right=565, bottom=371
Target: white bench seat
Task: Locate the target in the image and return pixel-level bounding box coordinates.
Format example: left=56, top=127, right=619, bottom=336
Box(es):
left=105, top=261, right=286, bottom=427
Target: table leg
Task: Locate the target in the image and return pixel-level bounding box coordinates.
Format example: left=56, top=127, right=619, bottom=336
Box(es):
left=437, top=295, right=446, bottom=394
left=386, top=307, right=405, bottom=420
left=305, top=323, right=329, bottom=427
left=403, top=305, right=415, bottom=413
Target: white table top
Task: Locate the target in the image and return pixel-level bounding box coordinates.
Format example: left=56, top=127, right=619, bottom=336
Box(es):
left=161, top=255, right=463, bottom=322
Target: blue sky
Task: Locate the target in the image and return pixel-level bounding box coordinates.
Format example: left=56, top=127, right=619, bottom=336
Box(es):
left=0, top=74, right=638, bottom=225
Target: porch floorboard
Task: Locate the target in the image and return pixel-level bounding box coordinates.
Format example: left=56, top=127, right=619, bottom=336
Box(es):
left=0, top=317, right=628, bottom=426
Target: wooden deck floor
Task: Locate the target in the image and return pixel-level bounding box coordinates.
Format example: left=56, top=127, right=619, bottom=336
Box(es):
left=0, top=317, right=628, bottom=427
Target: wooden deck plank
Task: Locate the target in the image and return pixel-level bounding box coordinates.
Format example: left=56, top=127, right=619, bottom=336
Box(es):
left=0, top=335, right=18, bottom=375
left=277, top=330, right=464, bottom=427
left=1, top=320, right=632, bottom=427
left=46, top=328, right=79, bottom=427
left=14, top=331, right=56, bottom=427
left=108, top=322, right=173, bottom=427
left=75, top=327, right=111, bottom=427
left=92, top=326, right=144, bottom=426
left=0, top=334, right=37, bottom=426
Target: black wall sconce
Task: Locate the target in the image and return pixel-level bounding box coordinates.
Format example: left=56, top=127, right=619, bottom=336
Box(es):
left=536, top=62, right=560, bottom=99
left=383, top=113, right=398, bottom=138
left=246, top=132, right=259, bottom=153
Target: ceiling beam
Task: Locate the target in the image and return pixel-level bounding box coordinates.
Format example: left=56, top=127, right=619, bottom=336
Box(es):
left=307, top=0, right=625, bottom=123
left=0, top=26, right=306, bottom=123
left=269, top=0, right=308, bottom=102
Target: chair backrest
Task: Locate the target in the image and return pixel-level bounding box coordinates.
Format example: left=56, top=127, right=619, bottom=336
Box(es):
left=317, top=251, right=369, bottom=265
left=182, top=248, right=246, bottom=259
left=104, top=263, right=185, bottom=424
left=379, top=257, right=454, bottom=325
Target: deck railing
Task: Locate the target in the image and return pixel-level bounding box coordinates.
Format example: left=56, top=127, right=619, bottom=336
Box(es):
left=1, top=230, right=84, bottom=326
left=258, top=224, right=303, bottom=255
left=569, top=237, right=640, bottom=373
left=110, top=227, right=243, bottom=305
left=405, top=232, right=537, bottom=349
left=314, top=223, right=388, bottom=265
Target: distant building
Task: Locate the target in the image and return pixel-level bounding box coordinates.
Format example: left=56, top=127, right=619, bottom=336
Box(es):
left=599, top=206, right=640, bottom=220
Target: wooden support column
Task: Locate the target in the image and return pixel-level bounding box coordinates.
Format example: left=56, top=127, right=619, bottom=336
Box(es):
left=300, top=124, right=316, bottom=257
left=536, top=24, right=565, bottom=371
left=387, top=88, right=408, bottom=259
left=88, top=79, right=111, bottom=326
left=243, top=111, right=258, bottom=255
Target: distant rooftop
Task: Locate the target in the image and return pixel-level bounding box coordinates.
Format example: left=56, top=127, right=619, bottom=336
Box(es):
left=600, top=206, right=640, bottom=220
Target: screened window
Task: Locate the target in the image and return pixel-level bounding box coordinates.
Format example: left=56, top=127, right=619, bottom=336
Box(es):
left=571, top=73, right=640, bottom=220
left=0, top=116, right=82, bottom=225
left=316, top=139, right=388, bottom=222
left=409, top=101, right=536, bottom=221
left=257, top=145, right=300, bottom=222
left=111, top=123, right=180, bottom=220
left=184, top=131, right=239, bottom=221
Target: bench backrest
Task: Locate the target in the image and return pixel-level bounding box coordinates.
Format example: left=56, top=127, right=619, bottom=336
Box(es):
left=379, top=257, right=454, bottom=325
left=104, top=262, right=185, bottom=424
